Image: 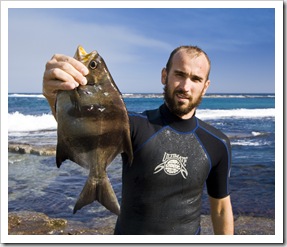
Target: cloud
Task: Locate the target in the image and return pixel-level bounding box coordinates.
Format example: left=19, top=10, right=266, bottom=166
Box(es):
left=8, top=9, right=172, bottom=93
left=6, top=7, right=277, bottom=94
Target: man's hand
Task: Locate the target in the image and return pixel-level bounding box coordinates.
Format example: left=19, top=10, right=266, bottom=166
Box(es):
left=42, top=54, right=89, bottom=117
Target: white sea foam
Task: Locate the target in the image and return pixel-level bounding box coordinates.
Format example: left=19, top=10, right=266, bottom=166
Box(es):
left=8, top=111, right=57, bottom=132
left=251, top=131, right=266, bottom=136
left=197, top=108, right=275, bottom=120
left=231, top=140, right=271, bottom=147
left=9, top=93, right=275, bottom=99
left=7, top=108, right=275, bottom=133
left=8, top=93, right=45, bottom=98
left=203, top=94, right=275, bottom=99
left=121, top=93, right=275, bottom=99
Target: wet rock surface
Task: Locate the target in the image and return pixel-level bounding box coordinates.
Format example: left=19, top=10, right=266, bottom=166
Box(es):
left=8, top=211, right=115, bottom=235
left=8, top=211, right=274, bottom=235
left=233, top=215, right=275, bottom=235
left=7, top=143, right=275, bottom=236
left=8, top=143, right=56, bottom=156
left=201, top=215, right=275, bottom=235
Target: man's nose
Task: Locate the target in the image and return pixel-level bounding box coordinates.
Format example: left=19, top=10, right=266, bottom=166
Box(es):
left=179, top=78, right=193, bottom=92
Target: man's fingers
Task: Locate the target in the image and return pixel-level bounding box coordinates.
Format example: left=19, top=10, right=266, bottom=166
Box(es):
left=44, top=67, right=79, bottom=88
left=42, top=53, right=89, bottom=117
left=46, top=55, right=88, bottom=85
left=50, top=54, right=89, bottom=76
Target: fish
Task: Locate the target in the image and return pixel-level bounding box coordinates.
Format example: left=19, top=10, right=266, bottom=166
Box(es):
left=55, top=45, right=133, bottom=215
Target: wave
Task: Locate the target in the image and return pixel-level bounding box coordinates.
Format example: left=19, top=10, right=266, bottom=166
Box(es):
left=251, top=131, right=268, bottom=137
left=9, top=93, right=274, bottom=99
left=123, top=93, right=163, bottom=98
left=9, top=93, right=45, bottom=98
left=7, top=108, right=274, bottom=133
left=8, top=111, right=57, bottom=132
left=231, top=140, right=271, bottom=147
left=227, top=131, right=270, bottom=140
left=122, top=93, right=274, bottom=99
left=204, top=94, right=275, bottom=99
left=197, top=108, right=275, bottom=120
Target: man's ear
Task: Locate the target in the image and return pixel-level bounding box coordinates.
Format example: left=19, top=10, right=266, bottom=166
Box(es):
left=161, top=68, right=167, bottom=85
left=202, top=79, right=210, bottom=96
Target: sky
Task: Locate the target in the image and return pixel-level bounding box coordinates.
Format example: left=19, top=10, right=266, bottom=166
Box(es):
left=4, top=2, right=279, bottom=94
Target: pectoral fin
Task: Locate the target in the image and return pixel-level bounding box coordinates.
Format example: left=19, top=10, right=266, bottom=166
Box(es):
left=56, top=143, right=68, bottom=168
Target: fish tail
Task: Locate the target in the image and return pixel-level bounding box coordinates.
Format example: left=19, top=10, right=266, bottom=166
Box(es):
left=73, top=177, right=120, bottom=215
left=73, top=178, right=96, bottom=214
left=96, top=177, right=120, bottom=215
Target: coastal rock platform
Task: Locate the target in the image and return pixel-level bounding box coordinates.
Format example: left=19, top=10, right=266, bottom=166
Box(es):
left=8, top=143, right=56, bottom=156
left=8, top=143, right=275, bottom=236
left=8, top=211, right=275, bottom=235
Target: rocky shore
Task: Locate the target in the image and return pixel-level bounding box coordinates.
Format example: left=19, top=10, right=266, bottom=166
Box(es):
left=8, top=211, right=274, bottom=235
left=8, top=142, right=56, bottom=156
left=8, top=143, right=275, bottom=236
left=8, top=211, right=114, bottom=235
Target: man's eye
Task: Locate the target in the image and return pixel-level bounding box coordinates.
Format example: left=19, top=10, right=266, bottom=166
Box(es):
left=191, top=76, right=202, bottom=83
left=175, top=72, right=185, bottom=78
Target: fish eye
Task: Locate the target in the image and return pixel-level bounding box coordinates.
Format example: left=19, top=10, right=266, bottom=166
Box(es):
left=89, top=60, right=98, bottom=70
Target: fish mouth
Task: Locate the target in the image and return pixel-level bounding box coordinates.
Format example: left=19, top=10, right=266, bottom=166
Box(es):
left=86, top=76, right=97, bottom=86
left=76, top=84, right=99, bottom=96
left=77, top=87, right=93, bottom=96
left=69, top=87, right=94, bottom=113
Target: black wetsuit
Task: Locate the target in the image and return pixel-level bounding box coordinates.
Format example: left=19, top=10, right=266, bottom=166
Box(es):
left=115, top=104, right=231, bottom=235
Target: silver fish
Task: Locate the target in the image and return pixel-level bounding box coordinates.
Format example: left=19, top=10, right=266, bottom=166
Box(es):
left=56, top=45, right=133, bottom=215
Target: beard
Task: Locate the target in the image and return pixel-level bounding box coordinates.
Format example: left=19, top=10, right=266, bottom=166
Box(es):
left=163, top=81, right=203, bottom=117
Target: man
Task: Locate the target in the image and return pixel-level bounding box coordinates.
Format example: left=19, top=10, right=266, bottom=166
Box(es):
left=43, top=45, right=234, bottom=235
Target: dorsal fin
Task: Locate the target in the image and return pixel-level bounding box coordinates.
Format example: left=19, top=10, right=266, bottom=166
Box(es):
left=74, top=45, right=87, bottom=60
left=74, top=45, right=98, bottom=64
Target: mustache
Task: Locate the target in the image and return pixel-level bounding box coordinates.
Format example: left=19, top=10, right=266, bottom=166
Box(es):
left=174, top=90, right=192, bottom=99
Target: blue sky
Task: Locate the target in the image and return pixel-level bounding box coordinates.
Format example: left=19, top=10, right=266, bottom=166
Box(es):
left=6, top=2, right=278, bottom=93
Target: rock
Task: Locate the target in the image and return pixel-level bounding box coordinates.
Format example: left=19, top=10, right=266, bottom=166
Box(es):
left=8, top=143, right=56, bottom=156
left=234, top=215, right=275, bottom=235
left=9, top=211, right=67, bottom=235
left=200, top=215, right=275, bottom=235
left=8, top=211, right=114, bottom=235
left=8, top=143, right=32, bottom=154
left=200, top=215, right=213, bottom=234
left=8, top=211, right=275, bottom=235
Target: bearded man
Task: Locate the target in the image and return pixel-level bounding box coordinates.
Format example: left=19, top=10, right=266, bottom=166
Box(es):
left=43, top=45, right=234, bottom=235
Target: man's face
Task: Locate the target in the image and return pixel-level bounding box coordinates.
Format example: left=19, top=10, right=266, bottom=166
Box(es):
left=162, top=50, right=210, bottom=119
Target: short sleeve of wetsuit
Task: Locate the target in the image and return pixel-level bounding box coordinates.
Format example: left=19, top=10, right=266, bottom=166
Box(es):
left=195, top=119, right=232, bottom=198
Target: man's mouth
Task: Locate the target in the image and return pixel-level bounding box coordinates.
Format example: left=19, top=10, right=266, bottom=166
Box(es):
left=175, top=92, right=191, bottom=100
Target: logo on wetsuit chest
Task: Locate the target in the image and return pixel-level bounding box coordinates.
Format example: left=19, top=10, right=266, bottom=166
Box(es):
left=153, top=152, right=188, bottom=179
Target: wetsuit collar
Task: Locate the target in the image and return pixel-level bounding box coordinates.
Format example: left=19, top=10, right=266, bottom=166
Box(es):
left=160, top=104, right=197, bottom=132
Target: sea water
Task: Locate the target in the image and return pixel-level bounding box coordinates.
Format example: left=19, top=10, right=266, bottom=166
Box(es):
left=7, top=93, right=275, bottom=228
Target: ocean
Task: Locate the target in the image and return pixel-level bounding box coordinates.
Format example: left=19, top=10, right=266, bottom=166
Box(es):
left=7, top=93, right=275, bottom=230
